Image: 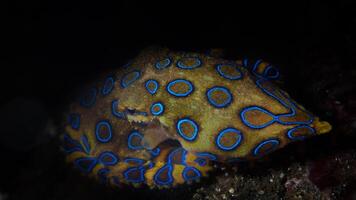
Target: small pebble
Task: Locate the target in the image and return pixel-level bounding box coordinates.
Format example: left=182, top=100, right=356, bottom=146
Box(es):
left=258, top=190, right=265, bottom=195
left=279, top=173, right=285, bottom=179
left=221, top=194, right=227, bottom=199
left=229, top=188, right=235, bottom=194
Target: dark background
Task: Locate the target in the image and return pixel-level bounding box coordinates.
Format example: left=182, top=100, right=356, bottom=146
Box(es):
left=1, top=0, right=356, bottom=199
left=3, top=0, right=356, bottom=106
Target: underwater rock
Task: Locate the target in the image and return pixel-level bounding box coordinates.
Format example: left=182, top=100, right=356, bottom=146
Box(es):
left=62, top=47, right=331, bottom=188
left=308, top=150, right=356, bottom=198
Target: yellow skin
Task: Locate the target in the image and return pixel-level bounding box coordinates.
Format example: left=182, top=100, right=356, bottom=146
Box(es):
left=63, top=47, right=332, bottom=188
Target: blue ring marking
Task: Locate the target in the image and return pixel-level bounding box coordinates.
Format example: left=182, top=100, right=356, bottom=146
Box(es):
left=240, top=106, right=278, bottom=129
left=97, top=168, right=110, bottom=184
left=256, top=79, right=290, bottom=109
left=111, top=99, right=126, bottom=119
left=98, top=151, right=119, bottom=166
left=275, top=90, right=314, bottom=125
left=149, top=147, right=161, bottom=157
left=153, top=164, right=174, bottom=186
left=194, top=152, right=217, bottom=166
left=278, top=101, right=314, bottom=125
left=68, top=113, right=80, bottom=130
left=95, top=120, right=113, bottom=143
left=74, top=157, right=98, bottom=174
left=256, top=78, right=294, bottom=117
left=148, top=162, right=155, bottom=169
left=120, top=70, right=141, bottom=88
left=80, top=135, right=91, bottom=154
left=101, top=76, right=115, bottom=96
left=263, top=65, right=280, bottom=80
left=243, top=58, right=249, bottom=68
left=195, top=152, right=218, bottom=160
left=150, top=102, right=165, bottom=116
left=176, top=57, right=202, bottom=69
left=124, top=157, right=145, bottom=165
left=240, top=87, right=313, bottom=128
left=166, top=79, right=194, bottom=97
left=145, top=79, right=159, bottom=95
left=206, top=86, right=233, bottom=108
left=194, top=158, right=207, bottom=167
left=80, top=87, right=97, bottom=107
left=176, top=118, right=199, bottom=141
left=155, top=58, right=172, bottom=70
left=182, top=166, right=201, bottom=182
left=62, top=134, right=83, bottom=153
left=123, top=167, right=145, bottom=183
left=216, top=64, right=243, bottom=80
left=127, top=131, right=144, bottom=150
left=256, top=79, right=314, bottom=125
left=287, top=125, right=316, bottom=141
left=216, top=128, right=243, bottom=151
left=251, top=59, right=265, bottom=79
left=167, top=148, right=187, bottom=165
left=250, top=60, right=313, bottom=126
left=253, top=138, right=280, bottom=157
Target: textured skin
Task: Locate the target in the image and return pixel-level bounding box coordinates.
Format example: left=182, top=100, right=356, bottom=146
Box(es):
left=62, top=47, right=332, bottom=188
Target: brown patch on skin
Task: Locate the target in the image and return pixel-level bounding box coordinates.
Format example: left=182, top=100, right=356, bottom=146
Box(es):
left=209, top=89, right=230, bottom=105
left=288, top=127, right=314, bottom=138
left=179, top=121, right=196, bottom=138
left=278, top=109, right=313, bottom=124
left=170, top=149, right=184, bottom=165
left=255, top=61, right=270, bottom=74
left=130, top=134, right=142, bottom=147
left=147, top=82, right=156, bottom=91
left=98, top=125, right=110, bottom=138
left=152, top=105, right=161, bottom=113
left=169, top=81, right=191, bottom=95
left=185, top=168, right=196, bottom=177
left=219, top=64, right=242, bottom=77
left=180, top=57, right=199, bottom=66
left=256, top=142, right=278, bottom=156
left=243, top=109, right=275, bottom=126
left=219, top=131, right=240, bottom=147
left=126, top=168, right=142, bottom=180
left=123, top=71, right=139, bottom=83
